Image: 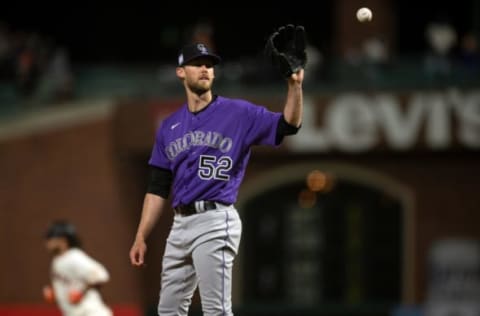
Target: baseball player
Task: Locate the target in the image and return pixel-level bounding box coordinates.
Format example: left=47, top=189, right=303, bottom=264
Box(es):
left=43, top=220, right=113, bottom=316
left=129, top=25, right=306, bottom=316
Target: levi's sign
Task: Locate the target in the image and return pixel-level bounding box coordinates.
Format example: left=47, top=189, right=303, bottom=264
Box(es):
left=287, top=90, right=480, bottom=152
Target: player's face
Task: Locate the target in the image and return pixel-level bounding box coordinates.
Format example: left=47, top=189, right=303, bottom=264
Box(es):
left=180, top=58, right=215, bottom=95
left=45, top=237, right=68, bottom=256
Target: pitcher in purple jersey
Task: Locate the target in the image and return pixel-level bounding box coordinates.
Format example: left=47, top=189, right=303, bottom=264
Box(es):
left=129, top=42, right=304, bottom=316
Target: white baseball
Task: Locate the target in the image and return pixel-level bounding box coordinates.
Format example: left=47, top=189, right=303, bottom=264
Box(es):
left=356, top=7, right=373, bottom=22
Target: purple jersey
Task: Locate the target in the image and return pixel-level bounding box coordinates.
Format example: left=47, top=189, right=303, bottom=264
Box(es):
left=149, top=96, right=282, bottom=207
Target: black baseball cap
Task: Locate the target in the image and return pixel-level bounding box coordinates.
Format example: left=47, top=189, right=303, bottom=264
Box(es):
left=45, top=220, right=81, bottom=248
left=45, top=220, right=77, bottom=239
left=177, top=43, right=221, bottom=66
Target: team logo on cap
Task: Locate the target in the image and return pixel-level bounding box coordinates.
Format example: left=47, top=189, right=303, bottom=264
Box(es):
left=178, top=54, right=184, bottom=65
left=197, top=44, right=208, bottom=54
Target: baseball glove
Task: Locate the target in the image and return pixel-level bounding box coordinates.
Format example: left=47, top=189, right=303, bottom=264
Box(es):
left=265, top=24, right=307, bottom=78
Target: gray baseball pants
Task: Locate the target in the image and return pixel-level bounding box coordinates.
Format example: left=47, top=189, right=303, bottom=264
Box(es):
left=157, top=205, right=242, bottom=316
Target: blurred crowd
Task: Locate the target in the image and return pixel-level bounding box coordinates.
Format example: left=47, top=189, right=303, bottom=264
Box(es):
left=1, top=17, right=479, bottom=109
left=0, top=20, right=74, bottom=104
left=337, top=19, right=480, bottom=86
left=423, top=18, right=480, bottom=81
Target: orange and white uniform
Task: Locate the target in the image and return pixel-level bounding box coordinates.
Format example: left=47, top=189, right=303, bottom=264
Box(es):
left=50, top=248, right=112, bottom=316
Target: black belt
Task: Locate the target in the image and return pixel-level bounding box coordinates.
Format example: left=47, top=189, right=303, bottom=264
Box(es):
left=174, top=201, right=219, bottom=216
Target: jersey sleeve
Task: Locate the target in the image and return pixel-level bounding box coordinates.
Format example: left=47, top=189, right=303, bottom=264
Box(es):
left=244, top=103, right=282, bottom=146
left=148, top=123, right=170, bottom=169
left=71, top=251, right=110, bottom=287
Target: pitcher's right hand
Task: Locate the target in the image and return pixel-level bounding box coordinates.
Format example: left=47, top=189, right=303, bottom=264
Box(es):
left=129, top=238, right=147, bottom=267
